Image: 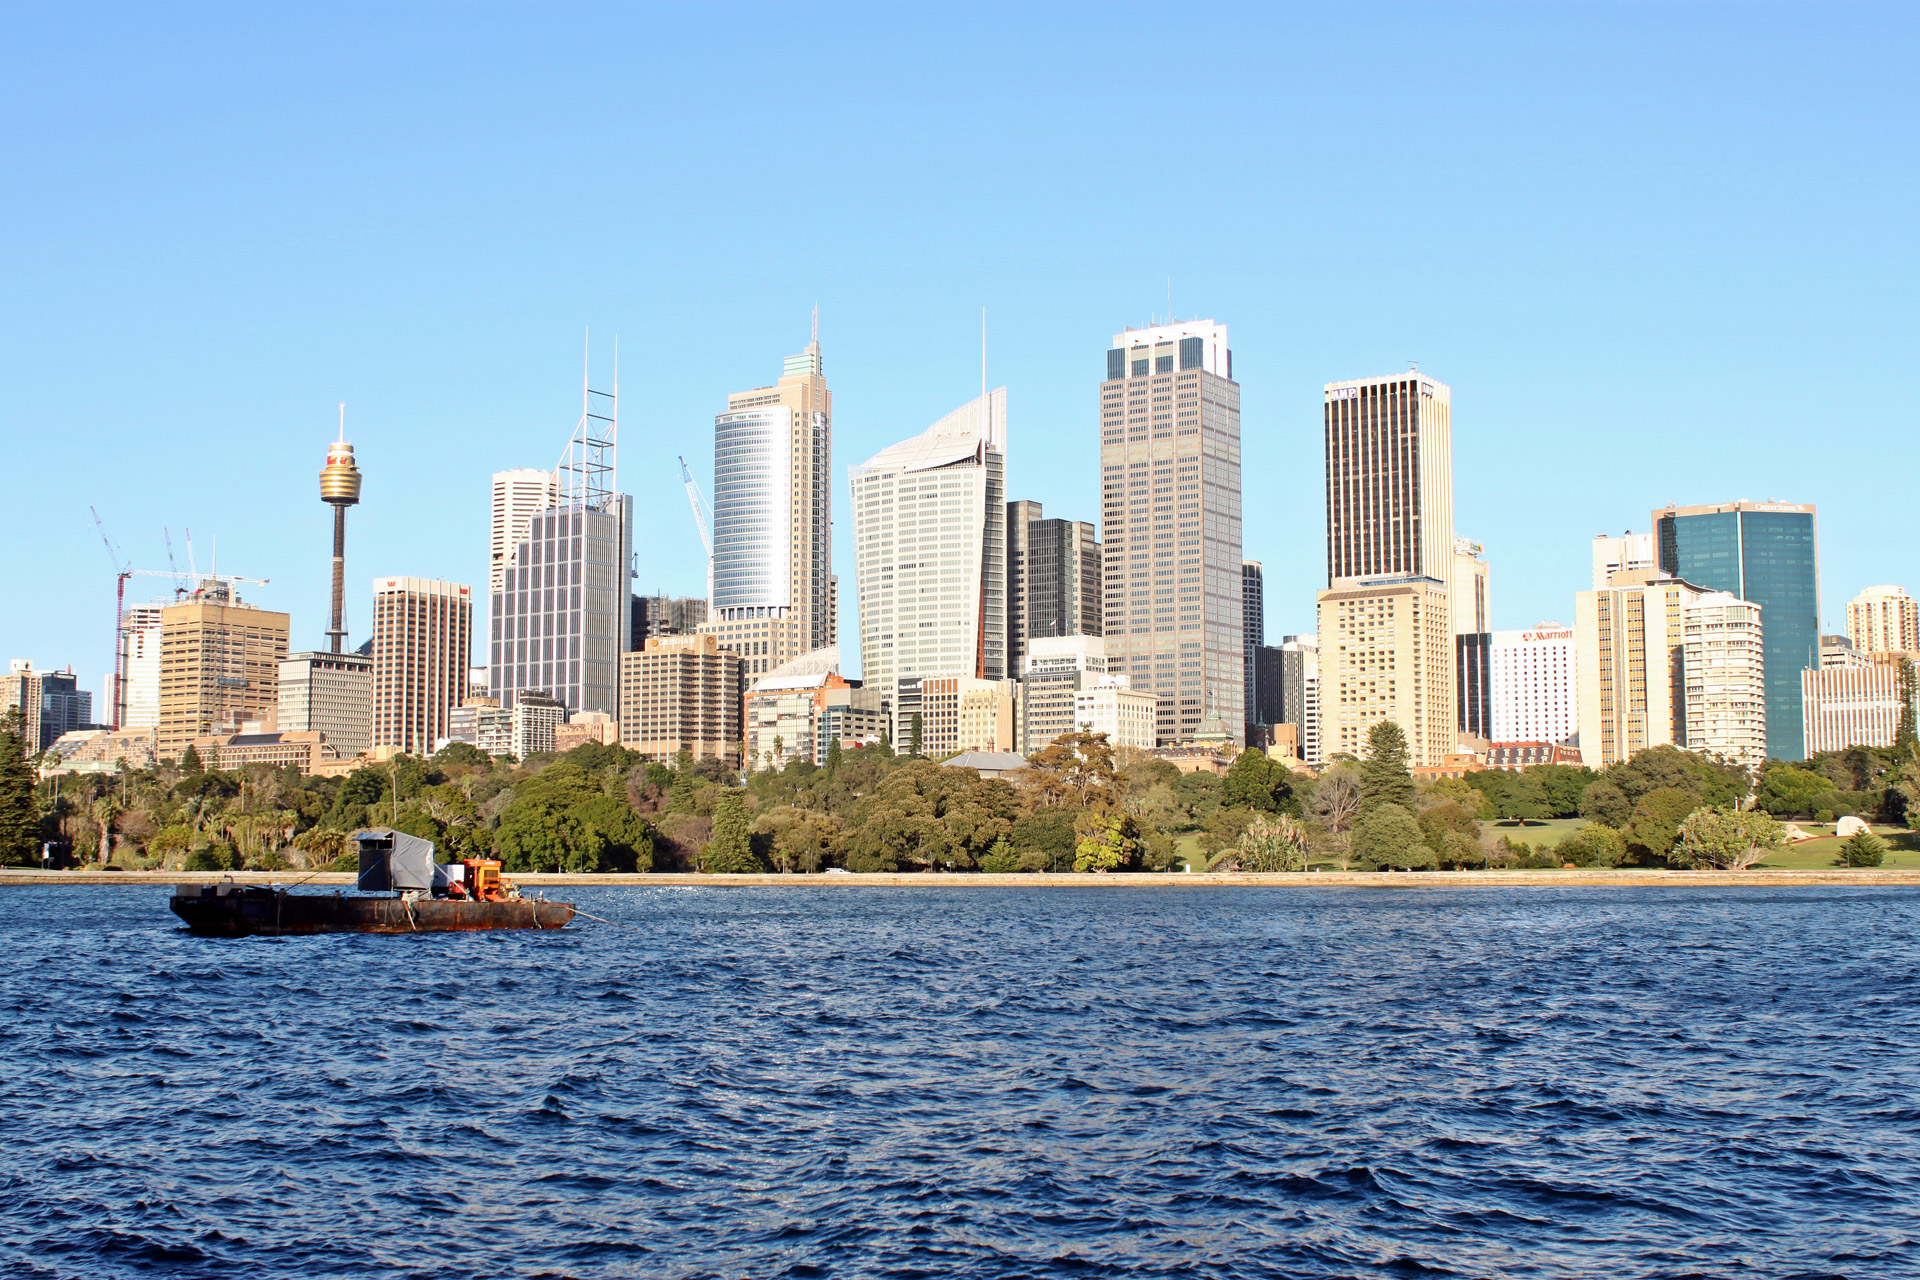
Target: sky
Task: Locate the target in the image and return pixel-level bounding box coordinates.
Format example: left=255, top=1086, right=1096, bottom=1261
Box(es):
left=3, top=2, right=1916, bottom=691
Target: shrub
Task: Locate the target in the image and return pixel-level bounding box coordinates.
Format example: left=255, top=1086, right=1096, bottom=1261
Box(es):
left=1015, top=850, right=1051, bottom=873
left=1558, top=822, right=1627, bottom=868
left=980, top=838, right=1020, bottom=873
left=1671, top=807, right=1786, bottom=870
left=1840, top=830, right=1888, bottom=868
left=184, top=844, right=237, bottom=872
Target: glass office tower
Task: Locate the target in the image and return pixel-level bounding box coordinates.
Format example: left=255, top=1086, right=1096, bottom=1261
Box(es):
left=1654, top=501, right=1819, bottom=761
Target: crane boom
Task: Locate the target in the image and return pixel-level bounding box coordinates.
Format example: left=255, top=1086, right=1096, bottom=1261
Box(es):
left=90, top=507, right=131, bottom=730
left=678, top=456, right=713, bottom=556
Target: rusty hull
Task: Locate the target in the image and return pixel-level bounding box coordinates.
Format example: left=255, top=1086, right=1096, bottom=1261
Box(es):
left=169, top=885, right=574, bottom=936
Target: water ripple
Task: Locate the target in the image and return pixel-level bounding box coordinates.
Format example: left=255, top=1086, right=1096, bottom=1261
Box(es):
left=3, top=884, right=1919, bottom=1277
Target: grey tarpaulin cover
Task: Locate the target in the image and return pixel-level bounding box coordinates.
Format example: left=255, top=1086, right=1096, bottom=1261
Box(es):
left=354, top=829, right=447, bottom=892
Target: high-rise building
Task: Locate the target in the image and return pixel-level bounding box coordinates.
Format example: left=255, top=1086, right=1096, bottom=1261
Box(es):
left=697, top=333, right=834, bottom=670
left=744, top=647, right=854, bottom=771
left=1317, top=373, right=1456, bottom=766
left=370, top=577, right=472, bottom=756
left=1097, top=320, right=1242, bottom=746
left=277, top=650, right=373, bottom=759
left=1006, top=499, right=1045, bottom=680
left=1574, top=572, right=1710, bottom=769
left=119, top=604, right=164, bottom=729
left=1655, top=501, right=1818, bottom=761
left=1591, top=531, right=1654, bottom=590
left=156, top=584, right=291, bottom=762
left=1804, top=657, right=1911, bottom=754
left=1820, top=634, right=1866, bottom=669
left=1847, top=585, right=1919, bottom=656
left=490, top=469, right=559, bottom=598
left=1242, top=560, right=1264, bottom=736
left=921, top=675, right=1020, bottom=755
left=1489, top=625, right=1577, bottom=744
left=1021, top=634, right=1107, bottom=753
left=0, top=662, right=90, bottom=753
left=618, top=633, right=746, bottom=765
left=1456, top=632, right=1492, bottom=741
left=447, top=697, right=512, bottom=757
left=1682, top=593, right=1768, bottom=767
left=492, top=356, right=633, bottom=717
left=1451, top=538, right=1490, bottom=634
left=631, top=594, right=708, bottom=649
left=1074, top=675, right=1158, bottom=750
left=1249, top=644, right=1285, bottom=730
left=1276, top=634, right=1322, bottom=765
left=852, top=388, right=1007, bottom=735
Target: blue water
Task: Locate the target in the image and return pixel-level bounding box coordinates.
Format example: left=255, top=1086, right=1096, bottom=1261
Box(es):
left=3, top=885, right=1918, bottom=1279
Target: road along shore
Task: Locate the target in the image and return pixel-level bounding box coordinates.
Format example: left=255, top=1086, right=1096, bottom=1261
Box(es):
left=4, top=868, right=1919, bottom=889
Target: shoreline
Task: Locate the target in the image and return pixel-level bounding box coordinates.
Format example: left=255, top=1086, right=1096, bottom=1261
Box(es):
left=4, top=868, right=1919, bottom=889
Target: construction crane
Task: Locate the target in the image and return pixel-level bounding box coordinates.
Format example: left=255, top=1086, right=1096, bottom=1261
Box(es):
left=678, top=456, right=713, bottom=556
left=89, top=508, right=132, bottom=730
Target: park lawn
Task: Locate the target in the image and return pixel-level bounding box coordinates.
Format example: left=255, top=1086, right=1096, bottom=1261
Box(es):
left=1173, top=831, right=1204, bottom=871
left=1758, top=827, right=1920, bottom=869
left=1484, top=817, right=1585, bottom=850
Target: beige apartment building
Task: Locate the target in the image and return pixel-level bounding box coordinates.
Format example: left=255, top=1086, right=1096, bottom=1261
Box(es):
left=1574, top=572, right=1709, bottom=769
left=156, top=586, right=291, bottom=762
left=1847, top=585, right=1919, bottom=656
left=618, top=633, right=745, bottom=765
left=920, top=675, right=1019, bottom=756
left=369, top=577, right=472, bottom=756
left=1682, top=593, right=1767, bottom=767
left=1315, top=578, right=1454, bottom=767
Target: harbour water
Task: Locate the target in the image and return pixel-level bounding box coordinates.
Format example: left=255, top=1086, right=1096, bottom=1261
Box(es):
left=4, top=885, right=1917, bottom=1277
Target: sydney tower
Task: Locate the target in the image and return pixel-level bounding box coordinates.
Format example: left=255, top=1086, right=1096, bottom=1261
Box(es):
left=318, top=406, right=363, bottom=653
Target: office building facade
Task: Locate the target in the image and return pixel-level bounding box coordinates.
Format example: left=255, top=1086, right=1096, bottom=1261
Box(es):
left=1008, top=501, right=1101, bottom=685
left=118, top=603, right=165, bottom=729
left=1804, top=659, right=1910, bottom=754
left=1655, top=501, right=1818, bottom=760
left=1592, top=531, right=1655, bottom=590
left=509, top=690, right=565, bottom=760
left=1847, top=585, right=1919, bottom=656
left=1317, top=372, right=1457, bottom=766
left=277, top=650, right=373, bottom=759
left=447, top=698, right=512, bottom=757
left=1682, top=593, right=1768, bottom=767
left=370, top=577, right=472, bottom=756
left=1074, top=676, right=1158, bottom=750
left=617, top=634, right=746, bottom=765
left=1242, top=560, right=1264, bottom=735
left=1457, top=632, right=1492, bottom=741
left=852, top=388, right=1007, bottom=737
left=631, top=594, right=708, bottom=649
left=1276, top=634, right=1322, bottom=765
left=1098, top=320, right=1243, bottom=746
left=1006, top=499, right=1045, bottom=680
left=490, top=468, right=559, bottom=598
left=1489, top=626, right=1577, bottom=744
left=1021, top=634, right=1107, bottom=753
left=491, top=497, right=633, bottom=717
left=1451, top=538, right=1490, bottom=634
left=156, top=585, right=291, bottom=762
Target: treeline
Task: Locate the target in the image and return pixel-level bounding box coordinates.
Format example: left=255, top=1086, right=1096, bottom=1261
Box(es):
left=3, top=703, right=1917, bottom=873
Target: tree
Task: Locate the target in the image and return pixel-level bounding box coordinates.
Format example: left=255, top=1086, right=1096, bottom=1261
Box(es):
left=1897, top=655, right=1918, bottom=759
left=1756, top=764, right=1831, bottom=817
left=908, top=713, right=923, bottom=757
left=824, top=737, right=843, bottom=775
left=1358, top=721, right=1416, bottom=817
left=1019, top=732, right=1117, bottom=809
left=1608, top=744, right=1745, bottom=809
left=92, top=795, right=119, bottom=865
left=1418, top=801, right=1481, bottom=853
left=179, top=744, right=204, bottom=776
left=433, top=741, right=489, bottom=768
left=1350, top=802, right=1432, bottom=871
left=1308, top=763, right=1363, bottom=836
left=1073, top=810, right=1141, bottom=872
left=0, top=708, right=39, bottom=866
left=1579, top=779, right=1633, bottom=829
left=1671, top=806, right=1785, bottom=870
left=1222, top=750, right=1299, bottom=814
left=1557, top=822, right=1627, bottom=868
left=1841, top=830, right=1888, bottom=867
left=701, top=790, right=759, bottom=873
left=1495, top=771, right=1552, bottom=822
left=1532, top=764, right=1599, bottom=818
left=1626, top=787, right=1701, bottom=862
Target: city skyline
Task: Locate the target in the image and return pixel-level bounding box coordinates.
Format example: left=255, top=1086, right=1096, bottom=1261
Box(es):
left=5, top=6, right=1917, bottom=704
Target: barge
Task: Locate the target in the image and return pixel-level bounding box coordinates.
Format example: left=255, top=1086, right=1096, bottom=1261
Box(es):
left=170, top=828, right=574, bottom=936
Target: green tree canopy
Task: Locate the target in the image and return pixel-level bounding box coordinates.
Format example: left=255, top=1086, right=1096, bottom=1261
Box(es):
left=1351, top=802, right=1432, bottom=871
left=1626, top=787, right=1701, bottom=862
left=1358, top=721, right=1416, bottom=818
left=0, top=708, right=39, bottom=865
left=1578, top=779, right=1633, bottom=829
left=1841, top=829, right=1888, bottom=867
left=1222, top=749, right=1301, bottom=815
left=1671, top=806, right=1785, bottom=870
left=1756, top=765, right=1832, bottom=817
left=701, top=789, right=758, bottom=873
left=1073, top=809, right=1142, bottom=872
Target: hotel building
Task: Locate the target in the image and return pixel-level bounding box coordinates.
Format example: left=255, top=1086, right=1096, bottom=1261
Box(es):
left=370, top=576, right=472, bottom=756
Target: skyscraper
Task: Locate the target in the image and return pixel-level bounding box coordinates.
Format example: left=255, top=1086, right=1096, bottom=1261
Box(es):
left=1574, top=571, right=1710, bottom=769
left=698, top=332, right=833, bottom=672
left=1592, top=531, right=1654, bottom=589
left=278, top=650, right=373, bottom=758
left=1317, top=373, right=1457, bottom=766
left=491, top=468, right=559, bottom=598
left=370, top=577, right=472, bottom=755
left=318, top=412, right=363, bottom=654
left=119, top=603, right=164, bottom=729
left=490, top=355, right=633, bottom=717
left=1451, top=538, right=1489, bottom=633
left=1006, top=499, right=1045, bottom=679
left=1654, top=501, right=1818, bottom=760
left=1241, top=560, right=1263, bottom=739
left=852, top=388, right=1007, bottom=741
left=1683, top=593, right=1768, bottom=767
left=155, top=584, right=291, bottom=762
left=1847, top=585, right=1919, bottom=655
left=1489, top=625, right=1577, bottom=744
left=1097, top=320, right=1242, bottom=746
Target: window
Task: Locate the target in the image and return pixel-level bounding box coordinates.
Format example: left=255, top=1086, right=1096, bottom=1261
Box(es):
left=1106, top=349, right=1126, bottom=381
left=1155, top=355, right=1174, bottom=374
left=1131, top=359, right=1148, bottom=377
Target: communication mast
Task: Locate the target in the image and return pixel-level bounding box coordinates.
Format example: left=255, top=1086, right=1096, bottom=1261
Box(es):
left=557, top=333, right=617, bottom=511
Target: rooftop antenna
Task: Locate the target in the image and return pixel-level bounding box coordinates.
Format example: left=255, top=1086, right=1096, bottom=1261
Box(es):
left=1409, top=359, right=1419, bottom=371
left=811, top=304, right=818, bottom=345
left=1167, top=276, right=1172, bottom=324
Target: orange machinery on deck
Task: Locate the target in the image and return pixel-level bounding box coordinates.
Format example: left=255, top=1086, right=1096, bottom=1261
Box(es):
left=443, top=860, right=510, bottom=902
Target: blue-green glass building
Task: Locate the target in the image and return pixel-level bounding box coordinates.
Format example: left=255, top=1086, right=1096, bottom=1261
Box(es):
left=1654, top=502, right=1819, bottom=762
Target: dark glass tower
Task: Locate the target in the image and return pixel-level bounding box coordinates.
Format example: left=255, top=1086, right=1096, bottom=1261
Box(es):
left=1654, top=502, right=1819, bottom=761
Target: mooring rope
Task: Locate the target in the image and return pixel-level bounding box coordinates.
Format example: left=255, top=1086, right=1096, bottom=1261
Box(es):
left=565, top=906, right=643, bottom=931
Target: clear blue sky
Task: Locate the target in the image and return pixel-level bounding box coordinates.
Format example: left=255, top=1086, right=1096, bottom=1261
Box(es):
left=4, top=2, right=1915, bottom=690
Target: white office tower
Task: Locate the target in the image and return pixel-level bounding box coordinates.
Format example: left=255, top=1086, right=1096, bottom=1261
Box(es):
left=1683, top=592, right=1768, bottom=767
left=853, top=388, right=1007, bottom=741
left=1592, top=531, right=1655, bottom=589
left=1451, top=538, right=1490, bottom=634
left=491, top=468, right=559, bottom=597
left=1489, top=625, right=1577, bottom=744
left=1021, top=634, right=1108, bottom=752
left=1317, top=372, right=1456, bottom=766
left=119, top=603, right=164, bottom=728
left=1097, top=320, right=1242, bottom=746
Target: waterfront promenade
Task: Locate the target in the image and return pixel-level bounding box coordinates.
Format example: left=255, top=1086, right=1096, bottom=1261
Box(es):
left=7, top=867, right=1920, bottom=888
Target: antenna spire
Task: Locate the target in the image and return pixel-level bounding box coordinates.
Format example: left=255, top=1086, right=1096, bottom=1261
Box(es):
left=811, top=304, right=819, bottom=345
left=337, top=402, right=345, bottom=442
